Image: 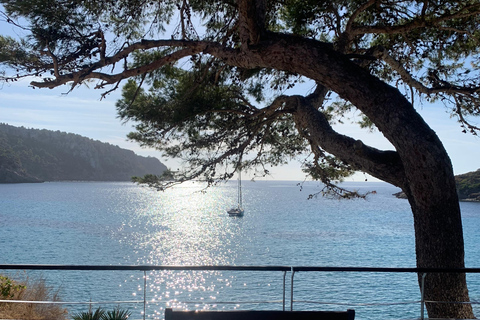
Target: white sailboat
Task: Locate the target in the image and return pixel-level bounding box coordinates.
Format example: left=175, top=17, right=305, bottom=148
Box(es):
left=227, top=170, right=244, bottom=217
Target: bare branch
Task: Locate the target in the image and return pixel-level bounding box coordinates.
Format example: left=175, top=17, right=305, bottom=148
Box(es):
left=351, top=3, right=480, bottom=36
left=344, top=0, right=376, bottom=36
left=373, top=46, right=480, bottom=96
left=44, top=45, right=60, bottom=78
left=30, top=40, right=213, bottom=88
left=0, top=10, right=29, bottom=31
left=454, top=97, right=480, bottom=133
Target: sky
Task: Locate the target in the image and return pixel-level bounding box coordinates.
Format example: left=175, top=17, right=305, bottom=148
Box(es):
left=0, top=10, right=479, bottom=182
left=1, top=75, right=479, bottom=182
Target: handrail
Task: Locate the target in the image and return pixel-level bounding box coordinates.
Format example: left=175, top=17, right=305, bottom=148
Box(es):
left=2, top=264, right=480, bottom=273
left=0, top=264, right=291, bottom=271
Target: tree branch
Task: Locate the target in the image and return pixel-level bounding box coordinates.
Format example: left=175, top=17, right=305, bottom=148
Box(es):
left=236, top=0, right=266, bottom=46
left=30, top=40, right=213, bottom=88
left=291, top=94, right=405, bottom=186
left=44, top=45, right=60, bottom=78
left=351, top=3, right=480, bottom=36
left=344, top=0, right=376, bottom=38
left=373, top=46, right=480, bottom=96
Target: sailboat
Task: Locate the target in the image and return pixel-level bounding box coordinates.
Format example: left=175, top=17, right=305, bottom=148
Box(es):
left=227, top=170, right=244, bottom=217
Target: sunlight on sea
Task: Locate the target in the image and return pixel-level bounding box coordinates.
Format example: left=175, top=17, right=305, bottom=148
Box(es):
left=118, top=183, right=249, bottom=317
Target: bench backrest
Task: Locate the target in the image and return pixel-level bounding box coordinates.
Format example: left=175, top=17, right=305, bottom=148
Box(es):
left=165, top=309, right=355, bottom=320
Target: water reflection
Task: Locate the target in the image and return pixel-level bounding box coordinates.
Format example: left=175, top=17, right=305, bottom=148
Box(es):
left=124, top=182, right=246, bottom=266
left=112, top=182, right=251, bottom=317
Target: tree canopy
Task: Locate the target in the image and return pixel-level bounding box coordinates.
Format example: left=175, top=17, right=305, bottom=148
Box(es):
left=1, top=0, right=480, bottom=318
left=1, top=0, right=478, bottom=190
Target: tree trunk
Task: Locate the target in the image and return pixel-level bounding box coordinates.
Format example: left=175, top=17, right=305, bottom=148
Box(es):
left=374, top=88, right=474, bottom=319
left=292, top=97, right=474, bottom=318
left=403, top=155, right=473, bottom=318
left=211, top=30, right=474, bottom=318
left=291, top=95, right=474, bottom=319
left=249, top=35, right=474, bottom=319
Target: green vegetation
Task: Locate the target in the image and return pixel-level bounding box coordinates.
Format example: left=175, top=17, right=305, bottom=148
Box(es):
left=0, top=123, right=167, bottom=183
left=102, top=308, right=131, bottom=320
left=72, top=308, right=106, bottom=320
left=456, top=169, right=480, bottom=201
left=0, top=275, right=26, bottom=299
left=0, top=274, right=67, bottom=320
left=72, top=307, right=131, bottom=320
left=132, top=169, right=176, bottom=190
left=394, top=169, right=480, bottom=201
left=1, top=275, right=130, bottom=320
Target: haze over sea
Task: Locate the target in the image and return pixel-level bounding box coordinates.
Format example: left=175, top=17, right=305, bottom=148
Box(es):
left=1, top=181, right=479, bottom=320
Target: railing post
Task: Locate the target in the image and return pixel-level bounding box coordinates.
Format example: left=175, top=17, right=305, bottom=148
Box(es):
left=143, top=270, right=147, bottom=320
left=420, top=273, right=427, bottom=320
left=290, top=267, right=295, bottom=311
left=282, top=271, right=286, bottom=311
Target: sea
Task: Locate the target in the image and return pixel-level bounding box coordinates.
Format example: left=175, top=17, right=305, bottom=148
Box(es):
left=1, top=180, right=479, bottom=320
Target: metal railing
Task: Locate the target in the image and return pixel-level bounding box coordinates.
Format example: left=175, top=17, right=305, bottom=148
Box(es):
left=1, top=265, right=480, bottom=320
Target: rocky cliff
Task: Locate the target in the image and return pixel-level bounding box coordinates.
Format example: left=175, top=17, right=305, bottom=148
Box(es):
left=0, top=123, right=167, bottom=183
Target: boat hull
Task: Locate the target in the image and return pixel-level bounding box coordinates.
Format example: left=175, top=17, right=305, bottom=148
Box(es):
left=227, top=208, right=244, bottom=217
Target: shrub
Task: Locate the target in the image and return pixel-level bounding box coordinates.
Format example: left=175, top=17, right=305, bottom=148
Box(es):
left=103, top=308, right=131, bottom=320
left=0, top=275, right=26, bottom=299
left=72, top=307, right=131, bottom=320
left=0, top=274, right=67, bottom=320
left=72, top=308, right=106, bottom=320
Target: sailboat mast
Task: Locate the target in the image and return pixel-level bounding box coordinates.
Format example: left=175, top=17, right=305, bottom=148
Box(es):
left=238, top=170, right=242, bottom=208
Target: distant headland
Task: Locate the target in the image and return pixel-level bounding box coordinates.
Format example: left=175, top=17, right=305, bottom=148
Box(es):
left=394, top=169, right=480, bottom=202
left=0, top=123, right=167, bottom=183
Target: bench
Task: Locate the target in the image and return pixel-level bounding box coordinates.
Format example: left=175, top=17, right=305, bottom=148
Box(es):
left=165, top=308, right=355, bottom=320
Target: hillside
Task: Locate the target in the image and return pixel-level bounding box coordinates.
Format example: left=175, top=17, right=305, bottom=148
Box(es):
left=0, top=123, right=167, bottom=183
left=455, top=169, right=480, bottom=201
left=394, top=169, right=480, bottom=201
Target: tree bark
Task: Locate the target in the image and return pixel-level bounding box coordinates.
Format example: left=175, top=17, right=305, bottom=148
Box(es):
left=208, top=32, right=475, bottom=318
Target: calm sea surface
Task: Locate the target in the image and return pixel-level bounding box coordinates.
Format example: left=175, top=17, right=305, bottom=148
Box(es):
left=1, top=181, right=479, bottom=319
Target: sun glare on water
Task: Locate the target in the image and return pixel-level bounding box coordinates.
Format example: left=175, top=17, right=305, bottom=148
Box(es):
left=119, top=182, right=251, bottom=316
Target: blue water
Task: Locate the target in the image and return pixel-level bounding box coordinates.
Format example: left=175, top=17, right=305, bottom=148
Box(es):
left=0, top=181, right=479, bottom=319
